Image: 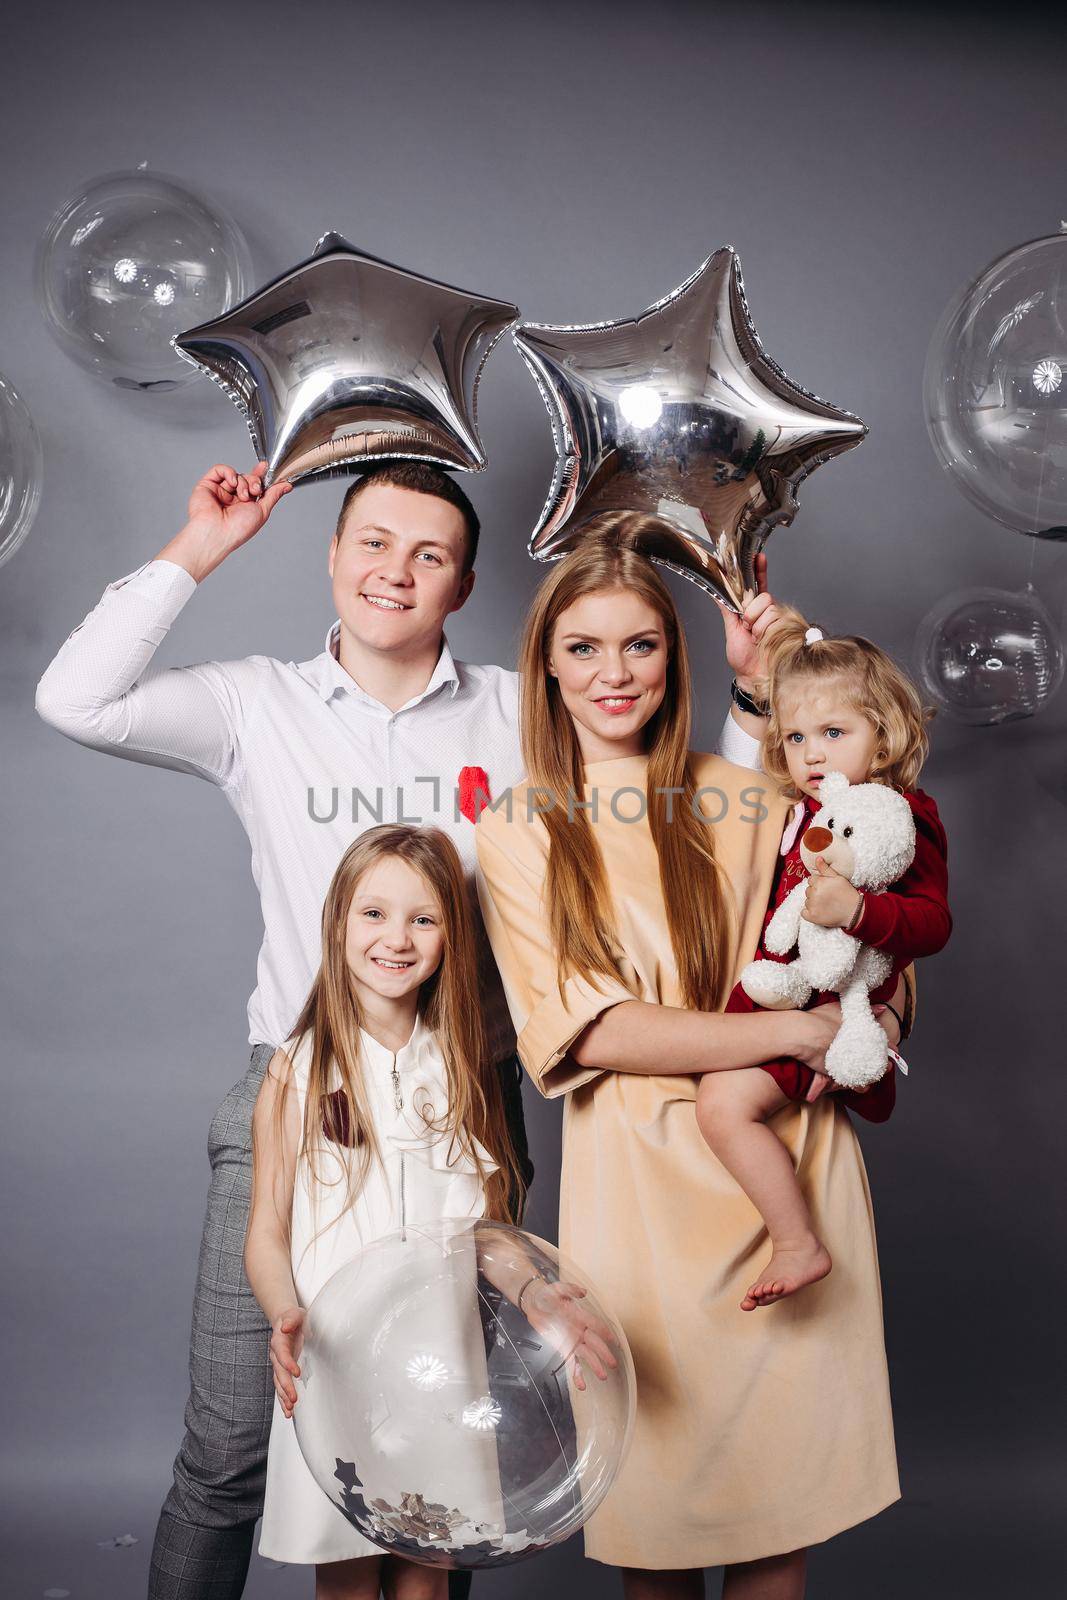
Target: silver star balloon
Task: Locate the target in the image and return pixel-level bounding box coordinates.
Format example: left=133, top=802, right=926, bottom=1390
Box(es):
left=514, top=246, right=867, bottom=611
left=173, top=233, right=518, bottom=486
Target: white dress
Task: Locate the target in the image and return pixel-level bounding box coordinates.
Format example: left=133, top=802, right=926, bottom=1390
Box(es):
left=258, top=1015, right=494, bottom=1565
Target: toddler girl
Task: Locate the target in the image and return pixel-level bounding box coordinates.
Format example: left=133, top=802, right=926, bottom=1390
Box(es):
left=695, top=614, right=951, bottom=1314
left=244, top=825, right=604, bottom=1598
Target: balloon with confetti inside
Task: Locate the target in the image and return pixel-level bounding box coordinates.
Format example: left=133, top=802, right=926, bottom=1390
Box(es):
left=292, top=1219, right=635, bottom=1568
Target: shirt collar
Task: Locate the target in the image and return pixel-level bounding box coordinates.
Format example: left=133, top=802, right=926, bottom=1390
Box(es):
left=307, top=621, right=460, bottom=707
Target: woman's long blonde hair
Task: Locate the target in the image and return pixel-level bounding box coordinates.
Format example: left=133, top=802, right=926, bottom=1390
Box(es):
left=518, top=515, right=733, bottom=1012
left=283, top=825, right=524, bottom=1227
left=760, top=606, right=932, bottom=797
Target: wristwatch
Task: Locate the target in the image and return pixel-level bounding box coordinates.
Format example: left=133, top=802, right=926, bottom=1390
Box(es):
left=730, top=678, right=770, bottom=717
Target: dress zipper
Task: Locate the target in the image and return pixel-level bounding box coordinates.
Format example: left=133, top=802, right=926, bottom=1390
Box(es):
left=391, top=1050, right=406, bottom=1238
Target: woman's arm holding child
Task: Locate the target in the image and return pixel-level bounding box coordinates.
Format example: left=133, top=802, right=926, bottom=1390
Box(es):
left=244, top=1050, right=303, bottom=1418
left=571, top=996, right=851, bottom=1076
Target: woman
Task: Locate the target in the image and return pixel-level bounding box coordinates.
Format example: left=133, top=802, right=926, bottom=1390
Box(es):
left=475, top=520, right=903, bottom=1600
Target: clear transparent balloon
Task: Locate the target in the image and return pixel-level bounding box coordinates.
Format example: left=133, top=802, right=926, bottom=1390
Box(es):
left=292, top=1219, right=636, bottom=1569
left=924, top=234, right=1067, bottom=537
left=916, top=586, right=1064, bottom=725
left=0, top=372, right=43, bottom=570
left=35, top=170, right=251, bottom=391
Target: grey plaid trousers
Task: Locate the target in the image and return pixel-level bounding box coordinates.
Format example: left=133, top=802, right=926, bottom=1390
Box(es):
left=148, top=1043, right=531, bottom=1600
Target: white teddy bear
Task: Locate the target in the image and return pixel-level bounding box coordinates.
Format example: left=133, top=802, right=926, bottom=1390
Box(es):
left=740, top=770, right=916, bottom=1089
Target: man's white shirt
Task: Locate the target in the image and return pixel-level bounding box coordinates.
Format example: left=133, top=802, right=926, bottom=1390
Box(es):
left=36, top=558, right=761, bottom=1055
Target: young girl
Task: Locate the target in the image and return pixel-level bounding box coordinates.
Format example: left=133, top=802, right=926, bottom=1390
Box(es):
left=695, top=612, right=952, bottom=1314
left=245, top=824, right=565, bottom=1599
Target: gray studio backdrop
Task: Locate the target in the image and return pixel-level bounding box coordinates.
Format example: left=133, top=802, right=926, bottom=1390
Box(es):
left=3, top=3, right=1065, bottom=1597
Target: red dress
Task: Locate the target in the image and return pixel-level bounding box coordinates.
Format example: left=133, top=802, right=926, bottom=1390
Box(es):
left=725, top=787, right=951, bottom=1123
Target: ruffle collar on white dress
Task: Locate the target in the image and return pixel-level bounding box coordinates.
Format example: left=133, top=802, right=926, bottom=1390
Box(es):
left=357, top=1015, right=499, bottom=1177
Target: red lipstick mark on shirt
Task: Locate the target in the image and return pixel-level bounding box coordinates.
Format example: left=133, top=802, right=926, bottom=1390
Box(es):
left=458, top=766, right=491, bottom=823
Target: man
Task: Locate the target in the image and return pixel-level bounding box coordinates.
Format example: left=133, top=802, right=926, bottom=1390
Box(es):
left=36, top=458, right=773, bottom=1600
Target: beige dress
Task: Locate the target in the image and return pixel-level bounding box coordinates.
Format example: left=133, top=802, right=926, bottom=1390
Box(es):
left=475, top=752, right=899, bottom=1570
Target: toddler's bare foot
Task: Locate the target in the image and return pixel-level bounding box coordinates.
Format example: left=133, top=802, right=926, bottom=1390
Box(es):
left=740, top=1236, right=832, bottom=1311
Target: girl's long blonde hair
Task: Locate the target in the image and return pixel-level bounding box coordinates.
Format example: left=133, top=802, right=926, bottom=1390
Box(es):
left=283, top=825, right=524, bottom=1228
left=518, top=515, right=733, bottom=1012
left=760, top=606, right=932, bottom=797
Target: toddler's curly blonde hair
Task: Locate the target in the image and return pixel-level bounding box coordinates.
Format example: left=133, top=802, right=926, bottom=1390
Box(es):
left=760, top=606, right=932, bottom=798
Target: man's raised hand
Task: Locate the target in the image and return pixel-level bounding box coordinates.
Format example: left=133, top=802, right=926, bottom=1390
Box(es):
left=187, top=461, right=292, bottom=543
left=159, top=461, right=294, bottom=583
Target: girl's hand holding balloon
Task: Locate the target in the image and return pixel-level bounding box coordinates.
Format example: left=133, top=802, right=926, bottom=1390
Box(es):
left=522, top=1278, right=620, bottom=1392
left=269, top=1305, right=306, bottom=1418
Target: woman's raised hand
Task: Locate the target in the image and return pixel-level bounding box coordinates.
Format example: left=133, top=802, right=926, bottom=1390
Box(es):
left=158, top=462, right=294, bottom=583
left=269, top=1305, right=306, bottom=1418
left=718, top=552, right=785, bottom=690
left=522, top=1279, right=620, bottom=1393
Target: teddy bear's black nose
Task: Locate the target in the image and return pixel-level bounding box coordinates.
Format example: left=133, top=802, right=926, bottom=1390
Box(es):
left=803, top=826, right=833, bottom=854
